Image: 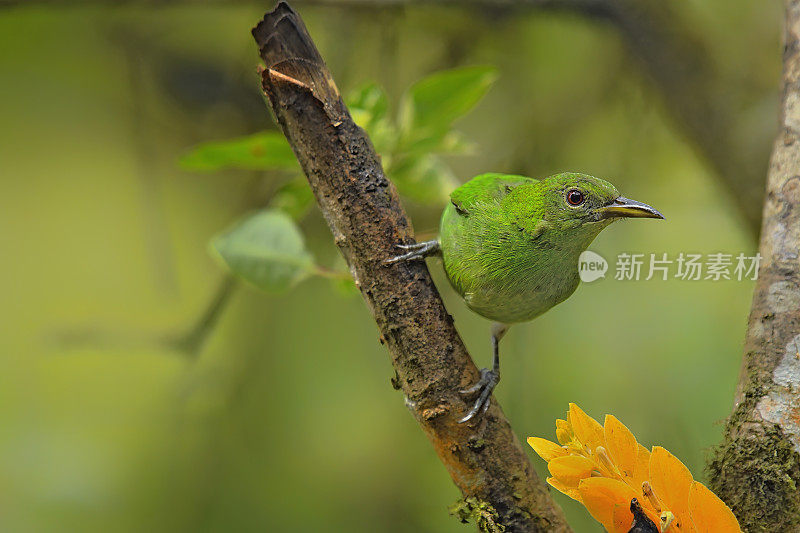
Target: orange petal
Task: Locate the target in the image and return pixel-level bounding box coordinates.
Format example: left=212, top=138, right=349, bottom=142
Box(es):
left=555, top=419, right=572, bottom=444
left=556, top=428, right=572, bottom=445
left=578, top=477, right=639, bottom=533
left=528, top=437, right=568, bottom=461
left=604, top=415, right=638, bottom=479
left=547, top=477, right=582, bottom=502
left=632, top=444, right=651, bottom=492
left=548, top=454, right=597, bottom=487
left=612, top=502, right=635, bottom=533
left=649, top=446, right=695, bottom=532
left=568, top=403, right=605, bottom=452
left=688, top=481, right=741, bottom=532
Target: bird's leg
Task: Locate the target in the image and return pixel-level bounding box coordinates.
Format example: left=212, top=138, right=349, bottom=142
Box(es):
left=384, top=239, right=441, bottom=264
left=459, top=322, right=509, bottom=423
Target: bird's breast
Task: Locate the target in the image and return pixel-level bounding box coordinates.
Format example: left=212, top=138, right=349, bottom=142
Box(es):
left=445, top=239, right=582, bottom=324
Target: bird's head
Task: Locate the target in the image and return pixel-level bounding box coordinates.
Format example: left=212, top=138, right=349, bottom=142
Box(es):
left=536, top=172, right=663, bottom=231
left=506, top=172, right=663, bottom=249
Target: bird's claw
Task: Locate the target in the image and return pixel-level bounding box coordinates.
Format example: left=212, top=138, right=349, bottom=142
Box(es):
left=458, top=368, right=499, bottom=423
left=384, top=240, right=440, bottom=264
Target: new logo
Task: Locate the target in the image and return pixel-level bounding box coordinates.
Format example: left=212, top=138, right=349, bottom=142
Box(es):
left=578, top=251, right=608, bottom=283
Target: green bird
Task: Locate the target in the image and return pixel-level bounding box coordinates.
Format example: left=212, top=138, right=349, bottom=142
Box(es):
left=388, top=172, right=663, bottom=422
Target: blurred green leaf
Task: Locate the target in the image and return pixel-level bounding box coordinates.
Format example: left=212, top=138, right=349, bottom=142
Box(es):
left=438, top=130, right=477, bottom=155
left=391, top=66, right=495, bottom=186
left=318, top=255, right=358, bottom=296
left=389, top=155, right=458, bottom=204
left=180, top=131, right=299, bottom=172
left=269, top=177, right=315, bottom=220
left=347, top=82, right=397, bottom=156
left=366, top=119, right=398, bottom=161
left=210, top=209, right=314, bottom=293
left=331, top=276, right=359, bottom=297
left=181, top=68, right=494, bottom=212
left=347, top=82, right=389, bottom=126
left=399, top=66, right=497, bottom=137
left=395, top=129, right=477, bottom=159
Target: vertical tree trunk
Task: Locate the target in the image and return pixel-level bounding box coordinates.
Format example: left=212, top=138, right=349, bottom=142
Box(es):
left=709, top=1, right=800, bottom=530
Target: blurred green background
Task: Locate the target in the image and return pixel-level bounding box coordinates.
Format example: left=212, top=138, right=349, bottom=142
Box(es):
left=0, top=1, right=782, bottom=531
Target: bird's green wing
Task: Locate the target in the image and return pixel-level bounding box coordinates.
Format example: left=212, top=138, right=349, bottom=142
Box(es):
left=449, top=173, right=535, bottom=215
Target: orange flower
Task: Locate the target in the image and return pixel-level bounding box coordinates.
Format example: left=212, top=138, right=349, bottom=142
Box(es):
left=527, top=404, right=741, bottom=533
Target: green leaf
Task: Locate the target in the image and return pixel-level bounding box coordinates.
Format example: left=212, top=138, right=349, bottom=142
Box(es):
left=331, top=276, right=359, bottom=297
left=396, top=129, right=477, bottom=159
left=435, top=130, right=476, bottom=155
left=389, top=155, right=457, bottom=204
left=269, top=177, right=315, bottom=220
left=346, top=82, right=397, bottom=156
left=210, top=209, right=314, bottom=293
left=400, top=66, right=497, bottom=135
left=346, top=82, right=389, bottom=126
left=180, top=131, right=299, bottom=172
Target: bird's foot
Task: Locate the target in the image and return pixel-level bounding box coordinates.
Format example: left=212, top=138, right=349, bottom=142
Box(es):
left=458, top=368, right=499, bottom=423
left=384, top=240, right=440, bottom=264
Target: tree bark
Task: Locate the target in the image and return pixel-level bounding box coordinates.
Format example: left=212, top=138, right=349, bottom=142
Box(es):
left=251, top=3, right=571, bottom=531
left=708, top=1, right=800, bottom=530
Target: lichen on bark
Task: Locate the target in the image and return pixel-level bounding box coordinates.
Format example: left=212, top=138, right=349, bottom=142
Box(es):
left=451, top=497, right=507, bottom=533
left=709, top=375, right=800, bottom=531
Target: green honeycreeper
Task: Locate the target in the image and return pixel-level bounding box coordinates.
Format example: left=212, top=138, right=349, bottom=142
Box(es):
left=387, top=172, right=664, bottom=422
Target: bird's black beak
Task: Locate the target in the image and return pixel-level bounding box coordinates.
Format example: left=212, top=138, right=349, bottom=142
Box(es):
left=596, top=197, right=665, bottom=220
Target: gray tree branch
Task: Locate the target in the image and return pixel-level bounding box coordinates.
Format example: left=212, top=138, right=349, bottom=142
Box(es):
left=708, top=1, right=800, bottom=530
left=250, top=3, right=572, bottom=531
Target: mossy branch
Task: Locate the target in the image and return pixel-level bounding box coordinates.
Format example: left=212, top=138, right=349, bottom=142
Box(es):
left=251, top=2, right=571, bottom=531
left=451, top=497, right=508, bottom=533
left=708, top=1, right=800, bottom=529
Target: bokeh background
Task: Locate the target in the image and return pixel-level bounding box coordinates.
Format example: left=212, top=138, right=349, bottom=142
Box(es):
left=0, top=1, right=783, bottom=531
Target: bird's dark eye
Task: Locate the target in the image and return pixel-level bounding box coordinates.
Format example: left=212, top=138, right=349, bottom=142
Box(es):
left=566, top=189, right=585, bottom=206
